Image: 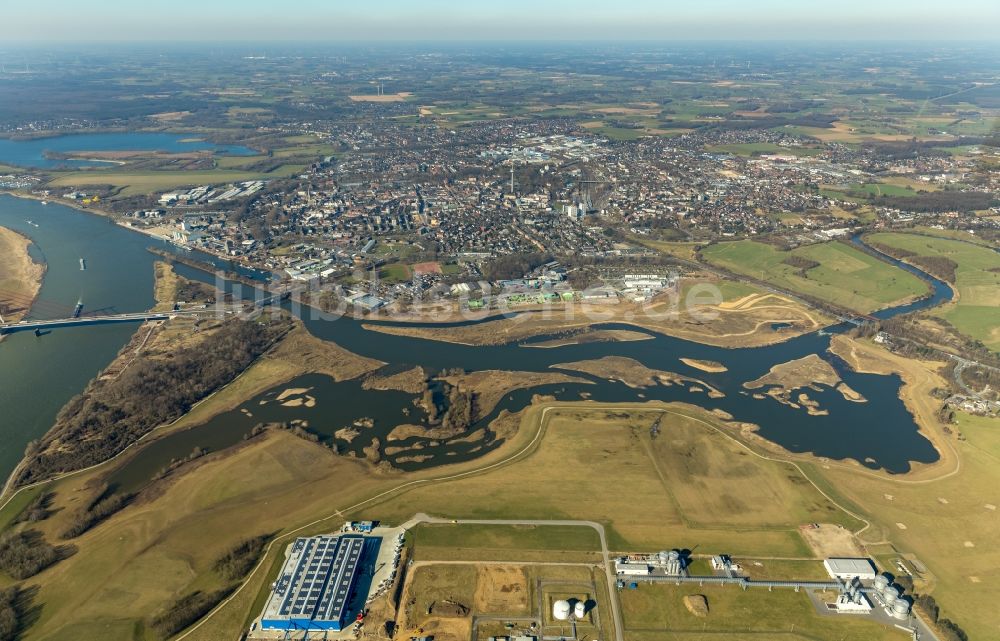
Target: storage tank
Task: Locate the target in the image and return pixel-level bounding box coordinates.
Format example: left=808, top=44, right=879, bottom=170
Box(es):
left=873, top=574, right=889, bottom=595
left=574, top=600, right=587, bottom=620
left=892, top=598, right=910, bottom=620
left=553, top=600, right=571, bottom=621
left=883, top=585, right=900, bottom=602
left=658, top=551, right=671, bottom=565
left=668, top=550, right=681, bottom=562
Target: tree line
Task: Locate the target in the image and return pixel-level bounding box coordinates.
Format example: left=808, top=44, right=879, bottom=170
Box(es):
left=0, top=530, right=74, bottom=580
left=17, top=319, right=291, bottom=487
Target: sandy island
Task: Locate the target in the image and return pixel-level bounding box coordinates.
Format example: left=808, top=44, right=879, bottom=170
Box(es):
left=0, top=225, right=46, bottom=324
left=743, top=353, right=866, bottom=410
left=679, top=358, right=728, bottom=373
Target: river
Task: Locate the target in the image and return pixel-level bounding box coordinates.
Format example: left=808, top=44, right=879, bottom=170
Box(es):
left=0, top=132, right=255, bottom=169
left=0, top=194, right=953, bottom=489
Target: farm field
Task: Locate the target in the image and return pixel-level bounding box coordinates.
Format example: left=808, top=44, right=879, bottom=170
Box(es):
left=866, top=232, right=1000, bottom=349
left=701, top=239, right=928, bottom=314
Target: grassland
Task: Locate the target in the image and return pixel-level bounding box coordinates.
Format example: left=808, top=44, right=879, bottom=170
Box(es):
left=0, top=396, right=872, bottom=641
left=0, top=225, right=45, bottom=323
left=46, top=165, right=305, bottom=197
left=633, top=238, right=701, bottom=260
left=408, top=523, right=601, bottom=563
left=358, top=406, right=859, bottom=552
left=701, top=239, right=928, bottom=314
left=815, top=411, right=1000, bottom=641
left=378, top=262, right=412, bottom=283
left=621, top=583, right=907, bottom=640
left=866, top=232, right=1000, bottom=349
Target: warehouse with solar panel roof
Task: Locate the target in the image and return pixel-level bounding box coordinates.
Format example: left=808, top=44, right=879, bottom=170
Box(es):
left=252, top=521, right=405, bottom=637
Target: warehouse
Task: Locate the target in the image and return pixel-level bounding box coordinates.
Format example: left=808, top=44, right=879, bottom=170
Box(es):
left=823, top=558, right=877, bottom=581
left=260, top=535, right=369, bottom=631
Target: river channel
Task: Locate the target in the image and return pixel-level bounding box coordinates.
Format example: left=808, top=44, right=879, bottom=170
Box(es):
left=0, top=194, right=952, bottom=489
left=0, top=132, right=255, bottom=169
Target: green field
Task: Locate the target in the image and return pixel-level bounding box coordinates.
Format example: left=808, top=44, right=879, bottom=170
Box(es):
left=621, top=583, right=907, bottom=640
left=866, top=232, right=1000, bottom=349
left=357, top=406, right=860, bottom=554
left=46, top=165, right=306, bottom=196
left=409, top=523, right=601, bottom=562
left=701, top=239, right=928, bottom=313
left=379, top=262, right=412, bottom=283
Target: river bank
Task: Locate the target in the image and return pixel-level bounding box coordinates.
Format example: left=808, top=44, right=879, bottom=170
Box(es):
left=828, top=334, right=958, bottom=481
left=0, top=225, right=46, bottom=324
left=363, top=287, right=831, bottom=349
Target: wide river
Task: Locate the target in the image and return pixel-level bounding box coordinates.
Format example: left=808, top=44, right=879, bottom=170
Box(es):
left=0, top=195, right=953, bottom=488
left=0, top=132, right=254, bottom=169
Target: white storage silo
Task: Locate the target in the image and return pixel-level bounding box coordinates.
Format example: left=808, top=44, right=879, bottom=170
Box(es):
left=573, top=600, right=587, bottom=619
left=892, top=598, right=910, bottom=620
left=873, top=574, right=889, bottom=596
left=553, top=599, right=571, bottom=621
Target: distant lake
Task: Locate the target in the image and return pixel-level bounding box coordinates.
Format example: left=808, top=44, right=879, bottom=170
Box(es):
left=0, top=132, right=255, bottom=169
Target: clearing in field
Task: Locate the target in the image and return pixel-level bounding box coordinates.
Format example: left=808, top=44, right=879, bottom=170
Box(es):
left=411, top=261, right=443, bottom=275
left=473, top=565, right=529, bottom=614
left=701, top=239, right=928, bottom=314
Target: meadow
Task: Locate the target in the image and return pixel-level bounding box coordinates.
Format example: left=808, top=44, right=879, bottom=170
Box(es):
left=46, top=166, right=305, bottom=197
left=866, top=232, right=1000, bottom=349
left=701, top=239, right=928, bottom=314
left=621, top=583, right=908, bottom=641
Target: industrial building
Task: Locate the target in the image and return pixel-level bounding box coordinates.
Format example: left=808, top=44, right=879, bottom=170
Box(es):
left=823, top=558, right=877, bottom=581
left=871, top=574, right=913, bottom=620
left=615, top=550, right=686, bottom=578
left=260, top=534, right=370, bottom=631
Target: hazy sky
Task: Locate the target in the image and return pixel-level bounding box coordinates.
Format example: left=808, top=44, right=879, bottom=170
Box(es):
left=2, top=0, right=999, bottom=42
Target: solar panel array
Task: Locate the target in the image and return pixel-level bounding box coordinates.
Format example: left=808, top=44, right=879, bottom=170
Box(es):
left=270, top=535, right=365, bottom=624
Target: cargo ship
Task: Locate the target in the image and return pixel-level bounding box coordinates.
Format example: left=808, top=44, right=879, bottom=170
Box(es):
left=72, top=299, right=84, bottom=318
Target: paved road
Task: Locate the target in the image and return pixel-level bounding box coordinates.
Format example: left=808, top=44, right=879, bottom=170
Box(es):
left=403, top=513, right=624, bottom=641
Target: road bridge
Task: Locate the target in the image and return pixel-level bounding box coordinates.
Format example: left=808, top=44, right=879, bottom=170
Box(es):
left=0, top=311, right=206, bottom=335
